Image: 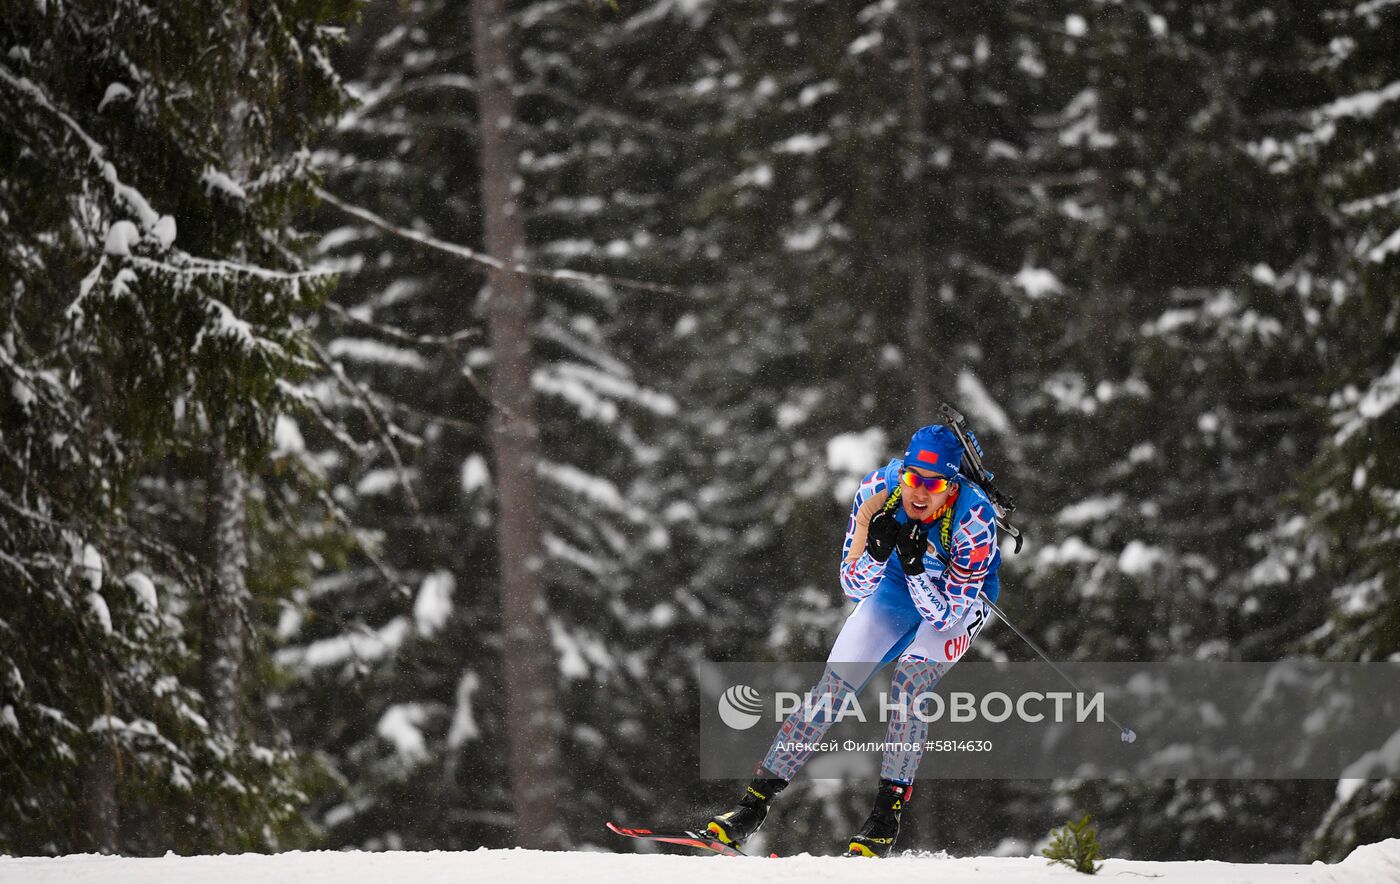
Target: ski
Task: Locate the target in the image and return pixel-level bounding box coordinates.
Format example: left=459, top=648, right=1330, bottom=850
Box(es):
left=605, top=821, right=777, bottom=857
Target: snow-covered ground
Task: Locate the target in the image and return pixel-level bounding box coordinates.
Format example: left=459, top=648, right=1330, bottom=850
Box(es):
left=3, top=839, right=1398, bottom=884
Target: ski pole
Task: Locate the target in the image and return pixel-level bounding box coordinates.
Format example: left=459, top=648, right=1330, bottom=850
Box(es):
left=984, top=598, right=1137, bottom=743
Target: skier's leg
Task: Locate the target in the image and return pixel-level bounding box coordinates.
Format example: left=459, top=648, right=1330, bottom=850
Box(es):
left=708, top=579, right=922, bottom=846
left=825, top=576, right=926, bottom=691
left=758, top=666, right=856, bottom=781
left=879, top=598, right=989, bottom=783
left=847, top=599, right=990, bottom=857
left=761, top=579, right=922, bottom=781
left=879, top=655, right=950, bottom=784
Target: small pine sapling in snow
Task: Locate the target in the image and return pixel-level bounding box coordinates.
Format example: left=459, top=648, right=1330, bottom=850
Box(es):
left=1042, top=814, right=1106, bottom=874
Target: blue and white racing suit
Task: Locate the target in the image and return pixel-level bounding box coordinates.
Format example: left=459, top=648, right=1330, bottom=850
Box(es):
left=762, top=459, right=1002, bottom=785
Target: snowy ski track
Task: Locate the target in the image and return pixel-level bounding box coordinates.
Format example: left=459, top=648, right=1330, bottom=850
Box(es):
left=2, top=838, right=1398, bottom=884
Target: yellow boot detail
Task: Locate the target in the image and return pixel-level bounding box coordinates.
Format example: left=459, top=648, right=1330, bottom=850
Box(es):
left=707, top=819, right=735, bottom=845
left=847, top=841, right=879, bottom=857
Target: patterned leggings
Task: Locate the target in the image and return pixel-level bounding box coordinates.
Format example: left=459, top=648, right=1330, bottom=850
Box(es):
left=761, top=656, right=949, bottom=783
left=760, top=578, right=986, bottom=784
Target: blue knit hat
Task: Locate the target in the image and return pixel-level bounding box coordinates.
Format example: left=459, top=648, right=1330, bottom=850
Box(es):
left=902, top=425, right=963, bottom=479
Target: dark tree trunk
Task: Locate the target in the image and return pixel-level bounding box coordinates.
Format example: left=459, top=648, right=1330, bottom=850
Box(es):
left=903, top=9, right=937, bottom=422
left=202, top=425, right=250, bottom=741
left=470, top=0, right=565, bottom=849
left=201, top=0, right=252, bottom=750
left=81, top=732, right=119, bottom=853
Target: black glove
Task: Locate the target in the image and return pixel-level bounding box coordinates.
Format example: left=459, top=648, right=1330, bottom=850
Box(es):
left=894, top=519, right=930, bottom=575
left=865, top=510, right=900, bottom=562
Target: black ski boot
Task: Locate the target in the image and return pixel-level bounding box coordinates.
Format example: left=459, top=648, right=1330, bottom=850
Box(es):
left=846, top=779, right=912, bottom=857
left=705, top=771, right=789, bottom=848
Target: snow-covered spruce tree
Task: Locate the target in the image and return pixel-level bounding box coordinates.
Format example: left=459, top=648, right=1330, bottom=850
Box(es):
left=1015, top=0, right=1341, bottom=861
left=277, top=0, right=700, bottom=848
left=1275, top=0, right=1400, bottom=861
left=0, top=0, right=353, bottom=853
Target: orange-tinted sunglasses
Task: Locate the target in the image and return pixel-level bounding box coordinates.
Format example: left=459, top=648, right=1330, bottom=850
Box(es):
left=901, top=470, right=952, bottom=494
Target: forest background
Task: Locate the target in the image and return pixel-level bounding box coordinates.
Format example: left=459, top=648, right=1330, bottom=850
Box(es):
left=2, top=0, right=1398, bottom=864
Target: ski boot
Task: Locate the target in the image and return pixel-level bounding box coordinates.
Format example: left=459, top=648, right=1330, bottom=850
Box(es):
left=846, top=779, right=912, bottom=857
left=705, top=771, right=789, bottom=848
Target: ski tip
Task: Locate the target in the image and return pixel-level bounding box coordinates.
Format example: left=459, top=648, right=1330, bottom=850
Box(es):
left=605, top=821, right=780, bottom=859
